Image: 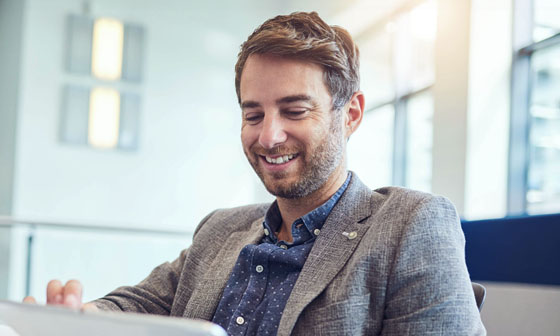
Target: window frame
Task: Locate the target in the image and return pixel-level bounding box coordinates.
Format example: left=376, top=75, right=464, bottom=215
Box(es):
left=355, top=0, right=435, bottom=188
left=508, top=0, right=560, bottom=215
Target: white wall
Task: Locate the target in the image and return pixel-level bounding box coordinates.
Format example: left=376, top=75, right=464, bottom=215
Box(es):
left=0, top=224, right=33, bottom=301
left=464, top=0, right=511, bottom=220
left=0, top=0, right=24, bottom=215
left=0, top=221, right=192, bottom=305
left=431, top=0, right=512, bottom=220
left=28, top=225, right=191, bottom=303
left=432, top=0, right=471, bottom=214
left=12, top=0, right=268, bottom=231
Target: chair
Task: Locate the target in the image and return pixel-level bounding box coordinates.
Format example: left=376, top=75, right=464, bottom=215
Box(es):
left=462, top=213, right=560, bottom=286
left=472, top=282, right=486, bottom=311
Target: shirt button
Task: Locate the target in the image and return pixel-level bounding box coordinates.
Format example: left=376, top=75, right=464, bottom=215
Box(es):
left=236, top=316, right=245, bottom=325
left=348, top=231, right=358, bottom=239
left=256, top=265, right=264, bottom=273
left=313, top=229, right=321, bottom=236
left=264, top=228, right=270, bottom=236
left=280, top=244, right=288, bottom=250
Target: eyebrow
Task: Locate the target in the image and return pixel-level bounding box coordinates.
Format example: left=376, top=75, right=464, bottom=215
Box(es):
left=241, top=101, right=261, bottom=109
left=276, top=95, right=313, bottom=105
left=241, top=95, right=314, bottom=109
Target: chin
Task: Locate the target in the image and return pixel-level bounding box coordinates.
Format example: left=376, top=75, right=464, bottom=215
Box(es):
left=263, top=178, right=315, bottom=199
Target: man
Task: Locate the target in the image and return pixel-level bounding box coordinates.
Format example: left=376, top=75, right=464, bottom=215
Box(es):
left=25, top=12, right=485, bottom=335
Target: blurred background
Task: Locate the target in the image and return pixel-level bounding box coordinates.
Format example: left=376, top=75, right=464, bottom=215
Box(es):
left=0, top=0, right=559, bottom=334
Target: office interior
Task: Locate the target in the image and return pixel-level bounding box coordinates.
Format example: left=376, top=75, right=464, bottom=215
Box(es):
left=0, top=0, right=559, bottom=335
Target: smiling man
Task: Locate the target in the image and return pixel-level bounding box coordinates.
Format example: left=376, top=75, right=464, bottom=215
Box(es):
left=238, top=53, right=361, bottom=242
left=26, top=12, right=485, bottom=336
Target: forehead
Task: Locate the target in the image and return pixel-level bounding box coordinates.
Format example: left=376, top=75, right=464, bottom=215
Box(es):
left=239, top=54, right=331, bottom=103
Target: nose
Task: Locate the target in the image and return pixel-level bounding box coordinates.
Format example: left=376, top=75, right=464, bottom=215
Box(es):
left=258, top=113, right=287, bottom=149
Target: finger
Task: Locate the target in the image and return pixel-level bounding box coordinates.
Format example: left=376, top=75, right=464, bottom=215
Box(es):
left=81, top=303, right=99, bottom=312
left=47, top=279, right=63, bottom=305
left=23, top=296, right=37, bottom=304
left=62, top=279, right=83, bottom=309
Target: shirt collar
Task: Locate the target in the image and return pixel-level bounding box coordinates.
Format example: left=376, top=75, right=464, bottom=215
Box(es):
left=262, top=172, right=352, bottom=242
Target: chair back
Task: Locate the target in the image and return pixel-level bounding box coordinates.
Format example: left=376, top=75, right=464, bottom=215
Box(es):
left=472, top=282, right=486, bottom=311
left=462, top=213, right=560, bottom=286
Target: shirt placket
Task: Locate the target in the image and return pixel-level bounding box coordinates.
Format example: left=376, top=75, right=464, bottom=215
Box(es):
left=228, top=244, right=271, bottom=335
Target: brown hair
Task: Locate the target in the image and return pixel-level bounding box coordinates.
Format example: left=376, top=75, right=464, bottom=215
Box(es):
left=235, top=11, right=360, bottom=111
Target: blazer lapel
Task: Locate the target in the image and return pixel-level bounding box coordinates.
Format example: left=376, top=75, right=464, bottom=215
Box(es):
left=278, top=174, right=374, bottom=335
left=182, top=216, right=265, bottom=320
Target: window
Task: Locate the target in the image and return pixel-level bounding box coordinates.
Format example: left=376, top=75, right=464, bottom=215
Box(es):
left=351, top=0, right=436, bottom=192
left=509, top=0, right=560, bottom=215
left=406, top=91, right=433, bottom=192
left=348, top=104, right=394, bottom=189
left=533, top=0, right=560, bottom=42
left=61, top=15, right=144, bottom=151
left=527, top=44, right=560, bottom=214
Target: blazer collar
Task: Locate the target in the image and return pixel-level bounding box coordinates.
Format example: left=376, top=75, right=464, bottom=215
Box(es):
left=278, top=172, right=375, bottom=335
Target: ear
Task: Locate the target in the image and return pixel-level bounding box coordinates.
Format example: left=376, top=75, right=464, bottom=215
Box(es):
left=344, top=91, right=365, bottom=138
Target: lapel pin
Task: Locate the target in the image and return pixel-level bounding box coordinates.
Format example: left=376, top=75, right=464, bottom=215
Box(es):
left=342, top=231, right=358, bottom=240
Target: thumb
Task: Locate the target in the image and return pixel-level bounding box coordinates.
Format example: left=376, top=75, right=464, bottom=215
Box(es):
left=81, top=303, right=99, bottom=312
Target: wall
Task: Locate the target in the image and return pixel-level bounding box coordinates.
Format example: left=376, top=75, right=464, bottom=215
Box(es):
left=432, top=0, right=471, bottom=215
left=0, top=0, right=24, bottom=215
left=0, top=224, right=30, bottom=301
left=12, top=0, right=271, bottom=231
left=464, top=0, right=511, bottom=220
left=27, top=225, right=191, bottom=302
left=432, top=0, right=512, bottom=220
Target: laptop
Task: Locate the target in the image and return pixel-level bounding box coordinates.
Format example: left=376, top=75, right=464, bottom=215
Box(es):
left=0, top=300, right=226, bottom=336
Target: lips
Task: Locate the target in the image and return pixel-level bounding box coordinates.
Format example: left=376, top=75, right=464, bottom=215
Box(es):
left=256, top=152, right=300, bottom=173
left=263, top=154, right=298, bottom=165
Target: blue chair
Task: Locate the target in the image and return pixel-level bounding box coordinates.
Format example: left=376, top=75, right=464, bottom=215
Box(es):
left=462, top=213, right=560, bottom=286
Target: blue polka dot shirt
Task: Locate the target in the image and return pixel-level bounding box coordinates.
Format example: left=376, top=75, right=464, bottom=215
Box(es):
left=212, top=173, right=351, bottom=335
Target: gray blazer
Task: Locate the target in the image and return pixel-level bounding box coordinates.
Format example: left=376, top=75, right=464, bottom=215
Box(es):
left=94, top=174, right=486, bottom=335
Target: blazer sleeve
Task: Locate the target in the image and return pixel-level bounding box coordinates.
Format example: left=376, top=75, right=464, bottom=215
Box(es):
left=380, top=196, right=486, bottom=336
left=91, top=210, right=218, bottom=314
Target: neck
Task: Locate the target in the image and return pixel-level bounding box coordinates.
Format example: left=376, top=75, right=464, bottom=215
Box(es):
left=275, top=165, right=348, bottom=241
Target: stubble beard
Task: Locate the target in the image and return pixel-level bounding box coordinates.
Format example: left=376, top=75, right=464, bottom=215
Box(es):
left=246, top=117, right=345, bottom=199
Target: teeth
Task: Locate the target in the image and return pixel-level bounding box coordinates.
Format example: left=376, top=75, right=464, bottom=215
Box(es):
left=265, top=154, right=295, bottom=165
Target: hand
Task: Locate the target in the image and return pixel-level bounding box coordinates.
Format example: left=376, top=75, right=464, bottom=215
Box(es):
left=22, top=279, right=98, bottom=312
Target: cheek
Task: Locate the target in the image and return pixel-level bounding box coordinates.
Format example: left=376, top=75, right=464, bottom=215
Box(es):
left=299, top=124, right=330, bottom=144
left=241, top=128, right=257, bottom=149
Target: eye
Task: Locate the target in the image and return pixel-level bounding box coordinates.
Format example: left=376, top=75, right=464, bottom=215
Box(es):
left=284, top=109, right=307, bottom=119
left=244, top=112, right=263, bottom=125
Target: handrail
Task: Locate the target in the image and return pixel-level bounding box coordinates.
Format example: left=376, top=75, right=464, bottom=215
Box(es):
left=0, top=216, right=192, bottom=236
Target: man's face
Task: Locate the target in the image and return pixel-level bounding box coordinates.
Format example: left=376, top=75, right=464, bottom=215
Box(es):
left=239, top=54, right=346, bottom=199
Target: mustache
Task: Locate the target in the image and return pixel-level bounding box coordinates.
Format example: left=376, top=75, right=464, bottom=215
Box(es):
left=251, top=145, right=301, bottom=156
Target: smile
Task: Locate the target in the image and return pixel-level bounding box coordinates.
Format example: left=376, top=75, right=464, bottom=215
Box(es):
left=263, top=154, right=298, bottom=165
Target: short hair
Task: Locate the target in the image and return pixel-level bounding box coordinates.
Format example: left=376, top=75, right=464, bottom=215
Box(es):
left=235, top=11, right=360, bottom=111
